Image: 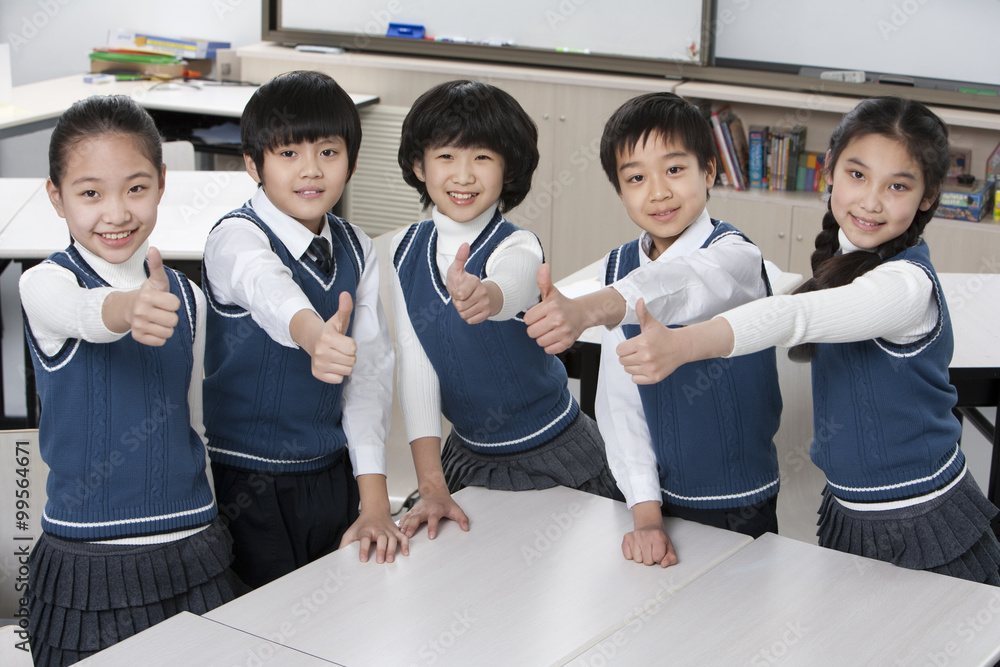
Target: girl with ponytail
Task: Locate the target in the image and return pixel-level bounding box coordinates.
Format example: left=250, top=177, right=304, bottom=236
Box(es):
left=609, top=96, right=1000, bottom=585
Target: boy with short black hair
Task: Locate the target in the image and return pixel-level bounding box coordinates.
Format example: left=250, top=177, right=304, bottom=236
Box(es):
left=202, top=70, right=406, bottom=588
left=526, top=92, right=782, bottom=566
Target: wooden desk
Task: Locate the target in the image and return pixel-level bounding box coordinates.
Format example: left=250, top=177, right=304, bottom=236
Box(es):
left=75, top=611, right=337, bottom=666
left=206, top=486, right=752, bottom=666
left=568, top=533, right=1000, bottom=666
left=0, top=74, right=379, bottom=140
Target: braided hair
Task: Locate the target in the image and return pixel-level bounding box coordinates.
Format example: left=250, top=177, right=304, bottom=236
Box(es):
left=788, top=97, right=951, bottom=362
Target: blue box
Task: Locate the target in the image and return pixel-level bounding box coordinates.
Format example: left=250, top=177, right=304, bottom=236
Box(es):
left=386, top=23, right=425, bottom=39
left=938, top=177, right=996, bottom=222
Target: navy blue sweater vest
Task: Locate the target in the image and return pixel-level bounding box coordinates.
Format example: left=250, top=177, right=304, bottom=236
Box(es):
left=202, top=206, right=363, bottom=472
left=607, top=222, right=782, bottom=509
left=25, top=246, right=215, bottom=540
left=394, top=213, right=578, bottom=453
left=810, top=240, right=964, bottom=502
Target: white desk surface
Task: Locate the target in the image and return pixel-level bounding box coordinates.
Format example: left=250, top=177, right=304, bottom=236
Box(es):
left=75, top=611, right=337, bottom=666
left=568, top=533, right=1000, bottom=667
left=0, top=179, right=43, bottom=234
left=206, top=486, right=752, bottom=667
left=0, top=171, right=258, bottom=261
left=556, top=258, right=803, bottom=345
left=940, top=273, right=1000, bottom=370
left=0, top=74, right=379, bottom=134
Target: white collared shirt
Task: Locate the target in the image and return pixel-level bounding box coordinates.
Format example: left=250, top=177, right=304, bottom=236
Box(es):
left=203, top=187, right=392, bottom=476
left=595, top=208, right=769, bottom=508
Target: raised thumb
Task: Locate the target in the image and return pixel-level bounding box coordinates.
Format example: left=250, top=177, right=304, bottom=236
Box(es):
left=330, top=291, right=354, bottom=333
left=146, top=246, right=169, bottom=291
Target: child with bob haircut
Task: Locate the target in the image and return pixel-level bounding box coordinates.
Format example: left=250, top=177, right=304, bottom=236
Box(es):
left=202, top=70, right=405, bottom=589
left=20, top=95, right=239, bottom=665
left=392, top=79, right=620, bottom=539
left=527, top=91, right=781, bottom=566
left=617, top=96, right=1000, bottom=585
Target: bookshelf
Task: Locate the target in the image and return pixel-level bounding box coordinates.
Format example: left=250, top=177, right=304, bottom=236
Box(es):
left=235, top=44, right=1000, bottom=278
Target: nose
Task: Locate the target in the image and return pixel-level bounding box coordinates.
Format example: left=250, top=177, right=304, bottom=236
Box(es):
left=300, top=153, right=323, bottom=178
left=859, top=184, right=882, bottom=213
left=649, top=173, right=671, bottom=202
left=101, top=194, right=131, bottom=225
left=452, top=156, right=475, bottom=185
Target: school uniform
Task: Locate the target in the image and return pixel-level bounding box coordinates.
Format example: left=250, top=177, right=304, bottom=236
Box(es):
left=722, top=230, right=1000, bottom=584
left=201, top=188, right=392, bottom=589
left=391, top=203, right=619, bottom=497
left=597, top=211, right=781, bottom=537
left=20, top=242, right=237, bottom=666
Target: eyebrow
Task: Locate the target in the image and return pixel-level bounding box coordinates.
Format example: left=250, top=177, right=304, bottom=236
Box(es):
left=844, top=157, right=917, bottom=180
left=618, top=151, right=688, bottom=173
left=70, top=171, right=156, bottom=187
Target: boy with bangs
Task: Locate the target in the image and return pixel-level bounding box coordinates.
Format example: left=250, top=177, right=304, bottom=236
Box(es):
left=202, top=70, right=406, bottom=588
left=524, top=92, right=782, bottom=566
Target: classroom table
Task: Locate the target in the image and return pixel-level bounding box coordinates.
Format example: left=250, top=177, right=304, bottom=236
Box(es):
left=0, top=74, right=379, bottom=140
left=940, top=273, right=1000, bottom=507
left=205, top=486, right=752, bottom=666
left=567, top=533, right=1000, bottom=666
left=75, top=611, right=337, bottom=666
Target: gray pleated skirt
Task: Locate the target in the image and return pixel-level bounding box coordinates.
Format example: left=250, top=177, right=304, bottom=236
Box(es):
left=442, top=412, right=623, bottom=500
left=28, top=516, right=241, bottom=666
left=817, top=471, right=1000, bottom=585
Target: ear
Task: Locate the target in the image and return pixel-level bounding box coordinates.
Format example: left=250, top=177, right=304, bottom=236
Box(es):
left=412, top=159, right=426, bottom=183
left=244, top=154, right=262, bottom=185
left=919, top=190, right=937, bottom=212
left=823, top=149, right=834, bottom=185
left=45, top=179, right=66, bottom=219
left=703, top=156, right=717, bottom=189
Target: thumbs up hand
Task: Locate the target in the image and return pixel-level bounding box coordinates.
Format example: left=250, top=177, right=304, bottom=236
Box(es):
left=523, top=263, right=584, bottom=355
left=616, top=299, right=680, bottom=384
left=446, top=243, right=492, bottom=324
left=130, top=246, right=181, bottom=346
left=310, top=291, right=358, bottom=384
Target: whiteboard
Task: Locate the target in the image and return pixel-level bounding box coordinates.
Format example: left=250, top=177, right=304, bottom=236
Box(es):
left=713, top=0, right=1000, bottom=89
left=278, top=0, right=706, bottom=64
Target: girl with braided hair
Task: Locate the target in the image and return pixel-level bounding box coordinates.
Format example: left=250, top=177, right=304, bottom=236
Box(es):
left=611, top=96, right=1000, bottom=584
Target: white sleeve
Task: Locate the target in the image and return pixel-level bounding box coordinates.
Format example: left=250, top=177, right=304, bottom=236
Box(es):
left=613, top=236, right=767, bottom=327
left=724, top=260, right=938, bottom=357
left=340, top=230, right=393, bottom=477
left=390, top=233, right=444, bottom=443
left=595, top=326, right=661, bottom=509
left=19, top=263, right=126, bottom=356
left=482, top=230, right=544, bottom=320
left=203, top=217, right=316, bottom=348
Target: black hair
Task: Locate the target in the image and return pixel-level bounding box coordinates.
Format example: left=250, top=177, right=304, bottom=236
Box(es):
left=397, top=80, right=539, bottom=212
left=599, top=92, right=718, bottom=195
left=241, top=70, right=361, bottom=178
left=788, top=96, right=951, bottom=362
left=48, top=95, right=162, bottom=189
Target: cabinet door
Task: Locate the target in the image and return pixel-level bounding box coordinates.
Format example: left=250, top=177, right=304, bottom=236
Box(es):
left=546, top=85, right=653, bottom=280
left=921, top=218, right=1000, bottom=273
left=790, top=209, right=823, bottom=277
left=709, top=195, right=793, bottom=271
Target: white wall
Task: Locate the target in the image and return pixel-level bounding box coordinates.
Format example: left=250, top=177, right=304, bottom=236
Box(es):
left=0, top=1, right=262, bottom=416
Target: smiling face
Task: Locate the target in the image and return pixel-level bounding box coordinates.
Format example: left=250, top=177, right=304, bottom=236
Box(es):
left=47, top=133, right=164, bottom=264
left=615, top=132, right=715, bottom=259
left=245, top=136, right=351, bottom=235
left=413, top=144, right=507, bottom=223
left=829, top=133, right=935, bottom=250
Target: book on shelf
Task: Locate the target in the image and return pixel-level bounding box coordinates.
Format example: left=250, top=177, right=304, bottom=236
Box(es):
left=748, top=125, right=769, bottom=189
left=710, top=106, right=749, bottom=190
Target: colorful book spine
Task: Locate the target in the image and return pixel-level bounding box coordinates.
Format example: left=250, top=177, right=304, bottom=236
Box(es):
left=748, top=126, right=767, bottom=189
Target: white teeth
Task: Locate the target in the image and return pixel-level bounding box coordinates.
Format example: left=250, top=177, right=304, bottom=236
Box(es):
left=450, top=193, right=474, bottom=200
left=101, top=231, right=131, bottom=240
